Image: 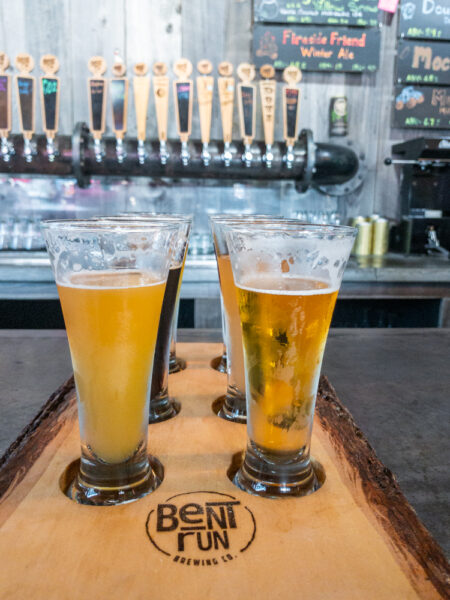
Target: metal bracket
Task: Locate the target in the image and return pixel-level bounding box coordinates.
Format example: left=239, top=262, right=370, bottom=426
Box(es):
left=295, top=129, right=314, bottom=193
left=72, top=121, right=91, bottom=188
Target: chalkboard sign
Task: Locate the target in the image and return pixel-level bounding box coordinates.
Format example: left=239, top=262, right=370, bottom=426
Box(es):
left=399, top=0, right=450, bottom=41
left=17, top=76, right=34, bottom=132
left=89, top=78, right=106, bottom=132
left=253, top=24, right=381, bottom=72
left=396, top=40, right=450, bottom=86
left=110, top=79, right=127, bottom=132
left=176, top=81, right=192, bottom=133
left=41, top=76, right=58, bottom=131
left=240, top=85, right=255, bottom=137
left=254, top=0, right=379, bottom=27
left=0, top=75, right=10, bottom=131
left=285, top=88, right=299, bottom=138
left=393, top=85, right=450, bottom=129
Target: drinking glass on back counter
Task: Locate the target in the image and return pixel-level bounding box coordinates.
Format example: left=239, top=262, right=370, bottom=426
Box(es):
left=104, top=214, right=192, bottom=422
left=225, top=222, right=356, bottom=498
left=42, top=219, right=178, bottom=505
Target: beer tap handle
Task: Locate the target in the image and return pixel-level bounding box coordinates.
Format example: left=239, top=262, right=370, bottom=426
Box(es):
left=39, top=54, right=60, bottom=162
left=282, top=65, right=302, bottom=170
left=259, top=64, right=276, bottom=168
left=133, top=62, right=150, bottom=165
left=217, top=61, right=234, bottom=167
left=153, top=61, right=169, bottom=165
left=237, top=63, right=256, bottom=167
left=88, top=56, right=107, bottom=163
left=110, top=53, right=128, bottom=164
left=173, top=58, right=193, bottom=166
left=196, top=59, right=214, bottom=166
left=0, top=52, right=13, bottom=162
left=15, top=53, right=36, bottom=163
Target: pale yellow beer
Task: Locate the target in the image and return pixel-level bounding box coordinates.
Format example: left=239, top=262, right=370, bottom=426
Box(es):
left=58, top=270, right=165, bottom=463
left=237, top=275, right=338, bottom=454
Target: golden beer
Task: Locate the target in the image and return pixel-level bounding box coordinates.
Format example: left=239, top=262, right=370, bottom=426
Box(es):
left=58, top=270, right=165, bottom=463
left=237, top=275, right=338, bottom=454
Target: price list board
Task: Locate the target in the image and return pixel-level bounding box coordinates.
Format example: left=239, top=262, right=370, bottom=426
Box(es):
left=396, top=40, right=450, bottom=86
left=253, top=24, right=380, bottom=72
left=254, top=0, right=379, bottom=27
left=393, top=84, right=450, bottom=129
left=399, top=0, right=450, bottom=41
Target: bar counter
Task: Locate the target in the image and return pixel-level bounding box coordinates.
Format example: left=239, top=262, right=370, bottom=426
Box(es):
left=0, top=327, right=448, bottom=559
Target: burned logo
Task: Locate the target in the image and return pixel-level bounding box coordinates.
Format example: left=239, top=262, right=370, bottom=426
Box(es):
left=145, top=491, right=256, bottom=566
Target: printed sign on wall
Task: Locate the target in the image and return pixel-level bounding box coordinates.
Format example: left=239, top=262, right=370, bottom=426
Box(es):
left=253, top=0, right=379, bottom=27
left=399, top=0, right=450, bottom=40
left=393, top=84, right=450, bottom=128
left=253, top=24, right=380, bottom=72
left=396, top=39, right=450, bottom=86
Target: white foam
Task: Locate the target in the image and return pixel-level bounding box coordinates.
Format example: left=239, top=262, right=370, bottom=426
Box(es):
left=57, top=270, right=165, bottom=290
left=238, top=277, right=338, bottom=296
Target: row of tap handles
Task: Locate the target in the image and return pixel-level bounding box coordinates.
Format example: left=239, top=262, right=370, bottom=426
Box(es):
left=0, top=51, right=303, bottom=168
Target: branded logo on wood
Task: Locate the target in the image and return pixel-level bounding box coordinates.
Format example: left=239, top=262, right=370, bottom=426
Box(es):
left=145, top=491, right=256, bottom=566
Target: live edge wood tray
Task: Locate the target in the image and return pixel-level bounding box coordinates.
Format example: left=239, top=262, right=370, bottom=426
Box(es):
left=0, top=343, right=448, bottom=600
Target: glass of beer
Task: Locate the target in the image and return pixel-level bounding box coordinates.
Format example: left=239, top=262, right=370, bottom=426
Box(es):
left=225, top=223, right=356, bottom=498
left=210, top=216, right=296, bottom=423
left=42, top=219, right=178, bottom=505
left=105, top=214, right=191, bottom=422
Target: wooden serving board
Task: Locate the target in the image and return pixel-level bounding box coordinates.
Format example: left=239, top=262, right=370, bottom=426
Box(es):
left=0, top=343, right=448, bottom=600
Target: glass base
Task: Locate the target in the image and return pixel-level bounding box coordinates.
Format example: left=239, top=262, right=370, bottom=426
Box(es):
left=149, top=397, right=181, bottom=423
left=210, top=353, right=227, bottom=373
left=216, top=387, right=246, bottom=424
left=233, top=442, right=325, bottom=499
left=169, top=355, right=186, bottom=374
left=62, top=455, right=164, bottom=506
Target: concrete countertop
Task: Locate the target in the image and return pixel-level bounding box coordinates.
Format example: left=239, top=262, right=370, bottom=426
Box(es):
left=0, top=328, right=448, bottom=557
left=0, top=251, right=448, bottom=299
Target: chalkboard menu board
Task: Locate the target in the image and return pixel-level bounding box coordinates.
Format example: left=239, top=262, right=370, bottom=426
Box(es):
left=253, top=24, right=380, bottom=72
left=254, top=0, right=379, bottom=27
left=0, top=75, right=9, bottom=130
left=240, top=85, right=255, bottom=137
left=110, top=79, right=126, bottom=131
left=399, top=0, right=450, bottom=40
left=176, top=82, right=191, bottom=133
left=285, top=88, right=299, bottom=138
left=396, top=40, right=450, bottom=86
left=393, top=84, right=450, bottom=128
left=42, top=77, right=58, bottom=131
left=17, top=76, right=34, bottom=131
left=89, top=79, right=106, bottom=132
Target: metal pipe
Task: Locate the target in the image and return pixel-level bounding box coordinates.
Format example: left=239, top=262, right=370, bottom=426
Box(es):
left=0, top=123, right=359, bottom=191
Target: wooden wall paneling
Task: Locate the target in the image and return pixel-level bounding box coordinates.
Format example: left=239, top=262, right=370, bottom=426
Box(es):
left=181, top=0, right=253, bottom=142
left=125, top=0, right=182, bottom=140
left=69, top=0, right=125, bottom=136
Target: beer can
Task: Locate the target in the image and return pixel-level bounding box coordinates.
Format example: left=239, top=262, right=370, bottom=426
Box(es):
left=372, top=218, right=389, bottom=256
left=352, top=221, right=373, bottom=256
left=350, top=216, right=365, bottom=227
left=329, top=97, right=348, bottom=137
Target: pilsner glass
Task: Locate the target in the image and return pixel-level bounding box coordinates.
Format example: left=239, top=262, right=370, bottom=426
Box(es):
left=42, top=219, right=178, bottom=505
left=210, top=216, right=298, bottom=423
left=105, top=214, right=191, bottom=422
left=225, top=223, right=356, bottom=498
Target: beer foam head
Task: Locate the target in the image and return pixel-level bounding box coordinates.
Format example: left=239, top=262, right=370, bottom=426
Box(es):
left=225, top=225, right=356, bottom=291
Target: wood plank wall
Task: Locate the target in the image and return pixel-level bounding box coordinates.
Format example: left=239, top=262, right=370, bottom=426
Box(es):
left=0, top=0, right=448, bottom=218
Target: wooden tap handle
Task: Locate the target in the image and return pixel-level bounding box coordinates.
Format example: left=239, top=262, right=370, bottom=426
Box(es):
left=173, top=78, right=193, bottom=142
left=196, top=75, right=214, bottom=145
left=88, top=56, right=107, bottom=140
left=218, top=76, right=234, bottom=144
left=283, top=85, right=301, bottom=147
left=40, top=55, right=60, bottom=139
left=110, top=76, right=129, bottom=139
left=259, top=79, right=276, bottom=147
left=153, top=74, right=169, bottom=142
left=0, top=52, right=12, bottom=137
left=133, top=64, right=150, bottom=142
left=15, top=54, right=35, bottom=139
